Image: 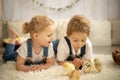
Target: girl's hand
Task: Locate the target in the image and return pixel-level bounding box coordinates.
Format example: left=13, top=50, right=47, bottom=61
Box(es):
left=29, top=65, right=39, bottom=71
left=38, top=64, right=45, bottom=71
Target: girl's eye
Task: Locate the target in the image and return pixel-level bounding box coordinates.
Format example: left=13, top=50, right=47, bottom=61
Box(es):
left=48, top=34, right=53, bottom=37
left=48, top=35, right=51, bottom=37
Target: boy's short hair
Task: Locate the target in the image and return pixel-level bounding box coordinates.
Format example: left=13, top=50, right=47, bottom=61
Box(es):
left=66, top=15, right=90, bottom=36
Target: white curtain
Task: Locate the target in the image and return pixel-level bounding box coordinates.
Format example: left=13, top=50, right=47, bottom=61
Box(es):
left=2, top=0, right=120, bottom=23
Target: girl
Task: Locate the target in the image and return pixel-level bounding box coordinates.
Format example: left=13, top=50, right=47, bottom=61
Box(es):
left=2, top=15, right=55, bottom=72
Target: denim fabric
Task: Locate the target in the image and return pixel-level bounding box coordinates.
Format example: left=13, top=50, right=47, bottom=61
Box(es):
left=25, top=38, right=48, bottom=65
left=2, top=44, right=18, bottom=62
left=2, top=39, right=49, bottom=65
left=52, top=40, right=59, bottom=55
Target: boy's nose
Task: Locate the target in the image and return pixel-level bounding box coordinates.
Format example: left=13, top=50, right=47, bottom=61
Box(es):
left=78, top=42, right=82, bottom=46
left=78, top=42, right=84, bottom=47
left=50, top=37, right=53, bottom=42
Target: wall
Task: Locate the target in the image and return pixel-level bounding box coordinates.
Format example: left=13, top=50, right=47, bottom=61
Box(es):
left=0, top=0, right=2, bottom=46
left=0, top=0, right=1, bottom=21
left=2, top=0, right=120, bottom=22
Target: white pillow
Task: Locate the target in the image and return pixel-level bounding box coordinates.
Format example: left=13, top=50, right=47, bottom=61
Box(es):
left=55, top=20, right=68, bottom=39
left=111, top=20, right=120, bottom=45
left=7, top=21, right=30, bottom=38
left=89, top=21, right=111, bottom=46
left=0, top=21, right=2, bottom=46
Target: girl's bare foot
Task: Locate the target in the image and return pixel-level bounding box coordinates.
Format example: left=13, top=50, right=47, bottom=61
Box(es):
left=9, top=28, right=20, bottom=39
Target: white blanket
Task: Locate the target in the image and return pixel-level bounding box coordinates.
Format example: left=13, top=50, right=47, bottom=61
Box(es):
left=0, top=54, right=120, bottom=80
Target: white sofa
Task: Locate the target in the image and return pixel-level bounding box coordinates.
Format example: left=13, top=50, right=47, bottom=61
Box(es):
left=2, top=20, right=120, bottom=47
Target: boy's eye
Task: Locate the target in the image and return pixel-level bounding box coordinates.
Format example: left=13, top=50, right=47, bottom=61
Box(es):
left=73, top=40, right=86, bottom=43
left=73, top=40, right=78, bottom=42
left=81, top=40, right=86, bottom=42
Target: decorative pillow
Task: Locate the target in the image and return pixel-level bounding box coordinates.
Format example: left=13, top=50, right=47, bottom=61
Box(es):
left=0, top=21, right=2, bottom=46
left=111, top=21, right=120, bottom=45
left=7, top=21, right=30, bottom=38
left=55, top=19, right=68, bottom=39
left=89, top=21, right=111, bottom=46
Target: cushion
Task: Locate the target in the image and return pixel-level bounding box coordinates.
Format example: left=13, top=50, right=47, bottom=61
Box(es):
left=0, top=21, right=2, bottom=46
left=7, top=21, right=30, bottom=38
left=55, top=19, right=68, bottom=39
left=89, top=21, right=111, bottom=46
left=111, top=21, right=120, bottom=45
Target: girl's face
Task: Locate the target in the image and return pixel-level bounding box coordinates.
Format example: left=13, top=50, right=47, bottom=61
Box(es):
left=34, top=25, right=55, bottom=47
left=68, top=32, right=88, bottom=51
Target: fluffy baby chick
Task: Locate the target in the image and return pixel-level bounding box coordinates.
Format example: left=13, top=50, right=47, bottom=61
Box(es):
left=94, top=58, right=102, bottom=72
left=16, top=36, right=22, bottom=41
left=63, top=62, right=75, bottom=75
left=82, top=61, right=94, bottom=74
left=69, top=70, right=80, bottom=80
left=16, top=37, right=22, bottom=45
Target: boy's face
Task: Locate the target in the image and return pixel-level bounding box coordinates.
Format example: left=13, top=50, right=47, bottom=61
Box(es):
left=34, top=25, right=55, bottom=47
left=68, top=32, right=88, bottom=51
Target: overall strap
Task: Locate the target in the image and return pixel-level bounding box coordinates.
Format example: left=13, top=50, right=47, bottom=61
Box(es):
left=76, top=45, right=86, bottom=58
left=64, top=36, right=74, bottom=61
left=43, top=47, right=48, bottom=57
left=25, top=38, right=32, bottom=65
left=64, top=36, right=72, bottom=55
left=25, top=39, right=48, bottom=65
left=52, top=40, right=59, bottom=55
left=64, top=36, right=86, bottom=61
left=27, top=38, right=32, bottom=58
left=35, top=47, right=48, bottom=65
left=80, top=45, right=86, bottom=57
left=27, top=38, right=48, bottom=58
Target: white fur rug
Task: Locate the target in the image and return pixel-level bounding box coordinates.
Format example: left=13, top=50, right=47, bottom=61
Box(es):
left=0, top=54, right=120, bottom=80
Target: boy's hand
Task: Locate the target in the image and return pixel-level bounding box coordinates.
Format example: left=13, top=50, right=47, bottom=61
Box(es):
left=73, top=58, right=84, bottom=69
left=73, top=58, right=81, bottom=69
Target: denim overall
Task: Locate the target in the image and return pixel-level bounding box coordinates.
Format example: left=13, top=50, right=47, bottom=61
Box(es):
left=2, top=38, right=48, bottom=66
left=25, top=39, right=48, bottom=66
left=64, top=37, right=86, bottom=69
left=2, top=44, right=18, bottom=62
left=52, top=36, right=86, bottom=60
left=63, top=37, right=86, bottom=61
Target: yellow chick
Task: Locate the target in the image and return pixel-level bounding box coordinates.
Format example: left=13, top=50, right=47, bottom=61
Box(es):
left=63, top=62, right=75, bottom=75
left=82, top=61, right=94, bottom=74
left=69, top=70, right=80, bottom=80
left=94, top=58, right=102, bottom=72
left=16, top=36, right=22, bottom=41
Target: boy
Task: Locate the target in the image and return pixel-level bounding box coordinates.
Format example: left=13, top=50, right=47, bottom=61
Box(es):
left=56, top=15, right=93, bottom=69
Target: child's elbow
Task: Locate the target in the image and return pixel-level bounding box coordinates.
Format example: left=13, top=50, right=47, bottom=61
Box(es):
left=57, top=61, right=63, bottom=65
left=16, top=64, right=20, bottom=71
